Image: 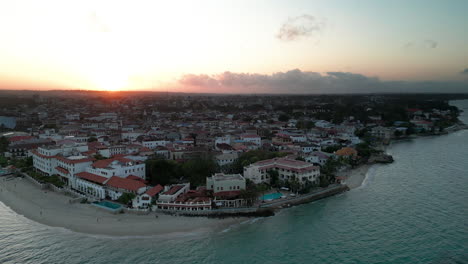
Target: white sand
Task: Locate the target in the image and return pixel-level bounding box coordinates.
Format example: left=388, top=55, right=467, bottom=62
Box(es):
left=0, top=177, right=245, bottom=237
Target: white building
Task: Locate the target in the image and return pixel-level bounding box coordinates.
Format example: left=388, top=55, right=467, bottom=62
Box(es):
left=157, top=183, right=190, bottom=203
left=243, top=157, right=320, bottom=185
left=215, top=153, right=238, bottom=167
left=240, top=134, right=261, bottom=146
left=86, top=157, right=146, bottom=180
left=141, top=140, right=170, bottom=149
left=31, top=142, right=89, bottom=176
left=206, top=173, right=246, bottom=193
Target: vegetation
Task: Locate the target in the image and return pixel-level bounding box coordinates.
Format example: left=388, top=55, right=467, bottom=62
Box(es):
left=93, top=154, right=106, bottom=160
left=87, top=137, right=98, bottom=142
left=0, top=136, right=9, bottom=153
left=268, top=170, right=279, bottom=187
left=26, top=170, right=65, bottom=188
left=322, top=145, right=341, bottom=153
left=146, top=157, right=218, bottom=187
left=117, top=192, right=136, bottom=205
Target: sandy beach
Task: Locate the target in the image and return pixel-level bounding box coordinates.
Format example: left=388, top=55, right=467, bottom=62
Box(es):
left=0, top=177, right=246, bottom=237
left=338, top=164, right=372, bottom=189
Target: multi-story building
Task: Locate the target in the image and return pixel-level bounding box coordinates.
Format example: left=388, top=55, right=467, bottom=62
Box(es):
left=243, top=157, right=320, bottom=185
left=86, top=157, right=146, bottom=180
left=206, top=173, right=246, bottom=193
left=31, top=142, right=89, bottom=176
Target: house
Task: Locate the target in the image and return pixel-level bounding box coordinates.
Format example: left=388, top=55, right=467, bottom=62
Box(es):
left=243, top=157, right=320, bottom=185
left=215, top=153, right=238, bottom=167
left=206, top=173, right=246, bottom=193
left=240, top=134, right=261, bottom=146
left=304, top=151, right=332, bottom=166
left=133, top=184, right=164, bottom=208
left=206, top=173, right=247, bottom=208
left=105, top=176, right=147, bottom=200
left=370, top=126, right=393, bottom=139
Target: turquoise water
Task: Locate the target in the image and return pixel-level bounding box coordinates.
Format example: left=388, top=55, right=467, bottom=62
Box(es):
left=0, top=100, right=467, bottom=264
left=261, top=192, right=283, bottom=200
left=93, top=201, right=122, bottom=210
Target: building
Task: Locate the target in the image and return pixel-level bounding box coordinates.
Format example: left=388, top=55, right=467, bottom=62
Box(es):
left=370, top=126, right=393, bottom=139
left=206, top=173, right=246, bottom=193
left=215, top=153, right=238, bottom=167
left=105, top=176, right=147, bottom=200
left=157, top=183, right=190, bottom=203
left=240, top=134, right=261, bottom=145
left=31, top=142, right=89, bottom=176
left=86, top=157, right=145, bottom=180
left=243, top=157, right=320, bottom=185
left=133, top=184, right=164, bottom=208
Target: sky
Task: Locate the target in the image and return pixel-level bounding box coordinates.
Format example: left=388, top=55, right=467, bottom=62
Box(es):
left=0, top=0, right=467, bottom=93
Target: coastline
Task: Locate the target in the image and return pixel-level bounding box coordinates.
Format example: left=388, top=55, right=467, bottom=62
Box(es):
left=1, top=118, right=465, bottom=237
left=0, top=177, right=246, bottom=237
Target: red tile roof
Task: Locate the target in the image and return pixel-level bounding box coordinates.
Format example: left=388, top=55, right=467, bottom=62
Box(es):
left=92, top=157, right=135, bottom=168
left=163, top=185, right=184, bottom=195
left=55, top=166, right=69, bottom=175
left=56, top=156, right=95, bottom=164
left=145, top=184, right=164, bottom=197
left=105, top=176, right=146, bottom=192
left=76, top=171, right=107, bottom=184
left=127, top=175, right=148, bottom=184
left=8, top=136, right=34, bottom=142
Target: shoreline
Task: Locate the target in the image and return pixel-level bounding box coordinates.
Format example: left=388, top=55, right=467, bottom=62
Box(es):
left=0, top=177, right=246, bottom=237
left=1, top=121, right=464, bottom=237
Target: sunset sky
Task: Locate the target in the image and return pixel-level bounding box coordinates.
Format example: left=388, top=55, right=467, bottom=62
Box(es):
left=0, top=0, right=467, bottom=93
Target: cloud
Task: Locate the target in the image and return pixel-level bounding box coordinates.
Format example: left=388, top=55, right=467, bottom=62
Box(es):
left=460, top=68, right=468, bottom=75
left=424, top=39, right=438, bottom=48
left=276, top=15, right=325, bottom=41
left=178, top=69, right=468, bottom=94
left=403, top=39, right=438, bottom=49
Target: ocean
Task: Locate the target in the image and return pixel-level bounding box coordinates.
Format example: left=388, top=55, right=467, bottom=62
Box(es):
left=1, top=100, right=467, bottom=264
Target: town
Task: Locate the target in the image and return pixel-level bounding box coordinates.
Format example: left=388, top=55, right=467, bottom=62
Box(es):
left=0, top=91, right=465, bottom=215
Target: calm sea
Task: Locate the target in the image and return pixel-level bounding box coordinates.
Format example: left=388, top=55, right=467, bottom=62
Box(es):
left=1, top=101, right=467, bottom=264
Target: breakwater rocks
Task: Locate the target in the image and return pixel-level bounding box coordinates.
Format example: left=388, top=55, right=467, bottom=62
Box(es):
left=369, top=153, right=394, bottom=164
left=260, top=184, right=350, bottom=209
left=157, top=185, right=349, bottom=218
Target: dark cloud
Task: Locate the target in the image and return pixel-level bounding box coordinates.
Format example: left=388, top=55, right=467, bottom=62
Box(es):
left=460, top=68, right=468, bottom=75
left=276, top=15, right=325, bottom=41
left=424, top=39, right=438, bottom=48
left=403, top=39, right=438, bottom=49
left=179, top=69, right=468, bottom=94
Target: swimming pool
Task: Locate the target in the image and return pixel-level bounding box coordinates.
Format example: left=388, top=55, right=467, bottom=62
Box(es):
left=92, top=201, right=122, bottom=211
left=261, top=192, right=283, bottom=201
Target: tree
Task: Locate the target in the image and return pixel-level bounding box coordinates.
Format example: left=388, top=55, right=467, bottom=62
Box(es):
left=117, top=192, right=136, bottom=205
left=394, top=130, right=403, bottom=138
left=181, top=158, right=218, bottom=186
left=189, top=133, right=198, bottom=147
left=87, top=137, right=98, bottom=142
left=278, top=114, right=290, bottom=122
left=146, top=159, right=179, bottom=186
left=268, top=170, right=279, bottom=187
left=0, top=136, right=9, bottom=153
left=93, top=154, right=106, bottom=160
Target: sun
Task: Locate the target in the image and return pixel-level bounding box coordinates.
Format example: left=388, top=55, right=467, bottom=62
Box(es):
left=93, top=74, right=128, bottom=91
